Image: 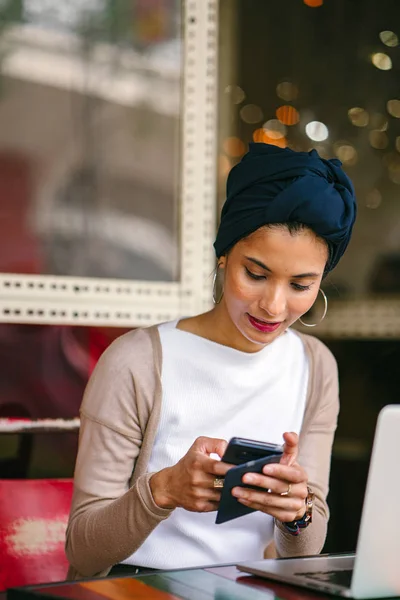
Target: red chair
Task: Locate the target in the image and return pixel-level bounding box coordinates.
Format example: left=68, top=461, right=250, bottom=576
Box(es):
left=0, top=479, right=73, bottom=591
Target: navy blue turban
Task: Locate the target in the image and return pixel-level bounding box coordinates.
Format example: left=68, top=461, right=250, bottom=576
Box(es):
left=214, top=143, right=357, bottom=273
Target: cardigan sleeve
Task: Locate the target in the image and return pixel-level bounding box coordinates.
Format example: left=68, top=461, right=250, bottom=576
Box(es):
left=273, top=335, right=339, bottom=557
left=65, top=330, right=173, bottom=580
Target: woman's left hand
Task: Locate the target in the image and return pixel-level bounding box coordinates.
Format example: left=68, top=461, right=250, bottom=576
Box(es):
left=231, top=432, right=308, bottom=523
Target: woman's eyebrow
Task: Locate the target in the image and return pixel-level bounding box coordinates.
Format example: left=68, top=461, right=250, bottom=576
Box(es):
left=246, top=256, right=271, bottom=272
left=292, top=272, right=320, bottom=279
left=245, top=256, right=320, bottom=278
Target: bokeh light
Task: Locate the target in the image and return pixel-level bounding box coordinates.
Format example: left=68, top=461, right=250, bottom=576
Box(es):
left=383, top=152, right=398, bottom=167
left=253, top=128, right=287, bottom=148
left=371, top=52, right=392, bottom=70
left=276, top=105, right=300, bottom=125
left=219, top=155, right=232, bottom=179
left=384, top=153, right=400, bottom=184
left=303, top=0, right=323, bottom=7
left=348, top=107, right=369, bottom=127
left=223, top=137, right=246, bottom=158
left=240, top=104, right=264, bottom=124
left=305, top=121, right=329, bottom=142
left=369, top=130, right=388, bottom=149
left=313, top=144, right=330, bottom=159
left=379, top=30, right=399, bottom=47
left=224, top=85, right=246, bottom=105
left=387, top=99, right=400, bottom=118
left=276, top=81, right=298, bottom=102
left=365, top=189, right=382, bottom=209
left=263, top=119, right=287, bottom=139
left=334, top=143, right=358, bottom=166
left=389, top=171, right=400, bottom=185
left=370, top=113, right=388, bottom=131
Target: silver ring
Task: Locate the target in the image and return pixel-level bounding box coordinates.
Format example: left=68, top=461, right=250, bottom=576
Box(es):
left=280, top=483, right=292, bottom=497
left=213, top=477, right=224, bottom=489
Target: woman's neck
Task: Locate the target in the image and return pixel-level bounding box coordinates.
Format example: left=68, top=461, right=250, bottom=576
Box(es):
left=176, top=304, right=269, bottom=353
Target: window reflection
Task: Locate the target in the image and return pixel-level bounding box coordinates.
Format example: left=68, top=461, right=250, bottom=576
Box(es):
left=220, top=0, right=400, bottom=298
left=0, top=323, right=129, bottom=477
left=0, top=0, right=181, bottom=281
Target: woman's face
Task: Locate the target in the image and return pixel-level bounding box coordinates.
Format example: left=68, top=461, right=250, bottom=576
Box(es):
left=218, top=226, right=328, bottom=352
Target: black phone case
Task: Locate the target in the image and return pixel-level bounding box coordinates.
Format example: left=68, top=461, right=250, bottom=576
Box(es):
left=215, top=453, right=282, bottom=525
left=222, top=438, right=283, bottom=465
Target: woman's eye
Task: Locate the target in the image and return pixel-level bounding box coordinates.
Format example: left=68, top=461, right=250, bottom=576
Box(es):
left=245, top=267, right=265, bottom=281
left=291, top=282, right=312, bottom=292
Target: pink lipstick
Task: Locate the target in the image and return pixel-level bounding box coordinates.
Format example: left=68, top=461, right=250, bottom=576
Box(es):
left=247, top=314, right=282, bottom=333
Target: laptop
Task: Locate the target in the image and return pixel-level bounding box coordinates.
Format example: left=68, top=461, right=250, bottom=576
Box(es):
left=237, top=404, right=400, bottom=599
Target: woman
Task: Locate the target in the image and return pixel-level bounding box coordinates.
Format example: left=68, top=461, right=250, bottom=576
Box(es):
left=65, top=143, right=356, bottom=580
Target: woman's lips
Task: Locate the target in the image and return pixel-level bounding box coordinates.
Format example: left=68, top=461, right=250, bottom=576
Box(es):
left=247, top=314, right=282, bottom=333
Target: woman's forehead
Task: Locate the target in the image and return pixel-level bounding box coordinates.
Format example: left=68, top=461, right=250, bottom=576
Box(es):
left=240, top=225, right=321, bottom=247
left=235, top=227, right=328, bottom=268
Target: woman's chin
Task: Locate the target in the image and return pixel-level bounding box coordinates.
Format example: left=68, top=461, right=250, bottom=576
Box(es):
left=237, top=324, right=280, bottom=349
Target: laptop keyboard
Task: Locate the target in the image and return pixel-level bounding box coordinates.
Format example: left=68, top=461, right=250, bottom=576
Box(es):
left=297, top=569, right=353, bottom=588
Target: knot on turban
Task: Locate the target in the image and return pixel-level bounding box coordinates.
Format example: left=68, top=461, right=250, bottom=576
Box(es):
left=214, top=143, right=357, bottom=273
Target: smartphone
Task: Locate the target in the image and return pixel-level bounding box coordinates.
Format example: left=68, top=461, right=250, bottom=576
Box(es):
left=222, top=437, right=284, bottom=465
left=216, top=451, right=283, bottom=524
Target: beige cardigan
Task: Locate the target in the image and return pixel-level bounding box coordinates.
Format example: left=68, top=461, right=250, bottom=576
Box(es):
left=65, top=326, right=339, bottom=580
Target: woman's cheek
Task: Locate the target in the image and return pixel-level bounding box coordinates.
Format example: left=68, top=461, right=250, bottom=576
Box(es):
left=290, top=291, right=319, bottom=319
left=229, top=278, right=257, bottom=306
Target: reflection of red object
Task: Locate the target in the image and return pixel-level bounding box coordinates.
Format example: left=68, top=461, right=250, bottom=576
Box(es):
left=0, top=153, right=42, bottom=274
left=88, top=328, right=115, bottom=375
left=134, top=0, right=170, bottom=44
left=0, top=325, right=130, bottom=479
left=28, top=578, right=182, bottom=600
left=206, top=566, right=330, bottom=600
left=88, top=327, right=131, bottom=375
left=236, top=575, right=329, bottom=600
left=0, top=479, right=73, bottom=591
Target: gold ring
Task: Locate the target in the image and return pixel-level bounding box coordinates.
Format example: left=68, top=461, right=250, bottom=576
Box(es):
left=213, top=477, right=224, bottom=489
left=280, top=483, right=291, bottom=497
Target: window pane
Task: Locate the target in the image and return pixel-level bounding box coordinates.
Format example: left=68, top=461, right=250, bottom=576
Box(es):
left=221, top=0, right=400, bottom=300
left=0, top=322, right=128, bottom=477
left=0, top=0, right=181, bottom=281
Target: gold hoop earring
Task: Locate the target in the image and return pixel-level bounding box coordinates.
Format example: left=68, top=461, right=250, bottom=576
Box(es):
left=212, top=264, right=223, bottom=304
left=299, top=289, right=328, bottom=327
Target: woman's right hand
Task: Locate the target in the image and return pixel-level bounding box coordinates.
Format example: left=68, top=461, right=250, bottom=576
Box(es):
left=150, top=436, right=232, bottom=512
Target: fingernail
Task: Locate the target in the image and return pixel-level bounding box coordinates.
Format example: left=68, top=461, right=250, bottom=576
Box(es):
left=232, top=488, right=243, bottom=497
left=263, top=465, right=273, bottom=475
left=244, top=474, right=255, bottom=483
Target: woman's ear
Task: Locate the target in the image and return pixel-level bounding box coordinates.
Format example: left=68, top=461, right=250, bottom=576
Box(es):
left=218, top=255, right=227, bottom=269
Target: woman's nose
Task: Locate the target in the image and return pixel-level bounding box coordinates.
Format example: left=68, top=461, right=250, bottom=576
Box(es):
left=259, top=287, right=286, bottom=318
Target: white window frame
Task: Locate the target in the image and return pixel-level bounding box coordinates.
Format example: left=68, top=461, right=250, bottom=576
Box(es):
left=0, top=0, right=218, bottom=328
left=1, top=1, right=397, bottom=339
